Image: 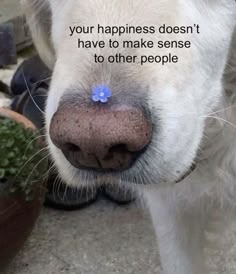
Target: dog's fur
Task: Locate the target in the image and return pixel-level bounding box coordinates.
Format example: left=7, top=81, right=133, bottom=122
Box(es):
left=21, top=0, right=236, bottom=273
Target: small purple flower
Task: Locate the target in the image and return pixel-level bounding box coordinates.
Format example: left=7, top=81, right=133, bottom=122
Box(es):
left=92, top=85, right=112, bottom=103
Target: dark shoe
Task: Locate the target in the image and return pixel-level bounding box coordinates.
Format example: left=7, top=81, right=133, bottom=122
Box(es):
left=103, top=184, right=136, bottom=204
left=10, top=55, right=51, bottom=96
left=45, top=176, right=99, bottom=211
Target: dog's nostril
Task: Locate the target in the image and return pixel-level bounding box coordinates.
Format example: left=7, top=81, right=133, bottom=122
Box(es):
left=63, top=143, right=81, bottom=153
left=109, top=144, right=128, bottom=154
left=103, top=144, right=128, bottom=161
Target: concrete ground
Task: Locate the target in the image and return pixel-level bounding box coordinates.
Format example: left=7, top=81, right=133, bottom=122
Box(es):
left=5, top=198, right=161, bottom=274
left=3, top=196, right=236, bottom=274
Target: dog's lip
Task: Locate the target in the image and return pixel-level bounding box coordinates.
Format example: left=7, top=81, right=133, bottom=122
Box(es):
left=58, top=140, right=197, bottom=184
left=74, top=163, right=197, bottom=185
left=175, top=163, right=196, bottom=184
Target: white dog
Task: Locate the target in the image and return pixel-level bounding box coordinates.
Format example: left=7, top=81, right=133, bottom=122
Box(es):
left=22, top=0, right=236, bottom=273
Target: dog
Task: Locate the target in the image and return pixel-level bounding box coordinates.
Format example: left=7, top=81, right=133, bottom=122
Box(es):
left=21, top=0, right=236, bottom=273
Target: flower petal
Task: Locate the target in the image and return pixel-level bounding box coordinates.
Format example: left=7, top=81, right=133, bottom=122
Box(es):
left=100, top=97, right=108, bottom=103
left=92, top=85, right=112, bottom=103
left=92, top=95, right=100, bottom=102
left=105, top=88, right=112, bottom=97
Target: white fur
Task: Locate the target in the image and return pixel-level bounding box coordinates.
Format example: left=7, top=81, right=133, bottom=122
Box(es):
left=22, top=0, right=236, bottom=273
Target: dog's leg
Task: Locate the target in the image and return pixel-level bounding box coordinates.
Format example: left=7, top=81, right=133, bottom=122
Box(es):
left=143, top=183, right=208, bottom=274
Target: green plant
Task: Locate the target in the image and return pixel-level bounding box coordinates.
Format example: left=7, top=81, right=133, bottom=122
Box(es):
left=0, top=117, right=47, bottom=200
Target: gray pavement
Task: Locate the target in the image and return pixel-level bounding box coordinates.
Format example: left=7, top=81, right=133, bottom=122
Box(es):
left=4, top=197, right=236, bottom=274
left=5, top=199, right=161, bottom=274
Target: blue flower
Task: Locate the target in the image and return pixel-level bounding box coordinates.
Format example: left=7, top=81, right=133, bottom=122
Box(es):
left=92, top=85, right=112, bottom=103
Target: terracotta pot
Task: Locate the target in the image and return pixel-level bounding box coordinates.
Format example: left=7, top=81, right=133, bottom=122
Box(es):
left=0, top=107, right=36, bottom=129
left=0, top=108, right=46, bottom=269
left=0, top=188, right=45, bottom=268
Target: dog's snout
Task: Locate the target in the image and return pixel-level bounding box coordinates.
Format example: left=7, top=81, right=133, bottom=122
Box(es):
left=49, top=104, right=152, bottom=171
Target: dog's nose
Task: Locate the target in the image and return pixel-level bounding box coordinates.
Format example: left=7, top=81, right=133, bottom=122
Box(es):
left=49, top=104, right=152, bottom=171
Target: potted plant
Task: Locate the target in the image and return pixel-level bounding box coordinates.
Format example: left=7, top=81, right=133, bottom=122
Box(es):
left=0, top=107, right=48, bottom=269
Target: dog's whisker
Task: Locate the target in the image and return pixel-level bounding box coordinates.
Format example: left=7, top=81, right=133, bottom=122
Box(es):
left=206, top=104, right=236, bottom=116
left=32, top=76, right=52, bottom=86
left=0, top=201, right=18, bottom=216
left=41, top=162, right=57, bottom=181
left=24, top=128, right=45, bottom=144
left=23, top=134, right=47, bottom=156
left=23, top=153, right=51, bottom=190
left=52, top=174, right=61, bottom=201
left=202, top=115, right=236, bottom=130
left=62, top=182, right=69, bottom=202
left=21, top=69, right=46, bottom=115
left=16, top=147, right=49, bottom=178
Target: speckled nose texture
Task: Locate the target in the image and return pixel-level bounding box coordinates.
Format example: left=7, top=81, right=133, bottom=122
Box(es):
left=49, top=104, right=152, bottom=171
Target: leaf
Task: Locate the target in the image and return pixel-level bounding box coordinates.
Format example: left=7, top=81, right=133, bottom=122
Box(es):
left=0, top=169, right=5, bottom=178
left=1, top=158, right=9, bottom=167
left=6, top=138, right=15, bottom=148
left=0, top=117, right=48, bottom=199
left=8, top=167, right=17, bottom=175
